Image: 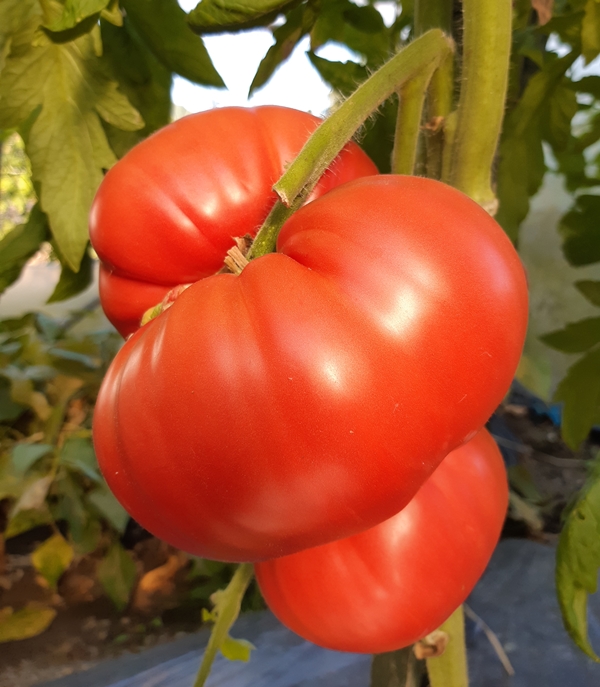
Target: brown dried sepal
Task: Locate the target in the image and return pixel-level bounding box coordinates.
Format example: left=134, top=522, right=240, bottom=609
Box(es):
left=413, top=629, right=449, bottom=659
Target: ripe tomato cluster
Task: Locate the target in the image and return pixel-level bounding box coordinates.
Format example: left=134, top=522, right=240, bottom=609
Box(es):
left=90, top=106, right=527, bottom=653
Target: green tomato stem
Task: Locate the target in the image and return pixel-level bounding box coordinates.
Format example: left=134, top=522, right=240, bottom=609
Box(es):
left=192, top=563, right=254, bottom=687
left=248, top=29, right=453, bottom=260
left=413, top=0, right=454, bottom=180
left=447, top=0, right=512, bottom=213
left=391, top=60, right=438, bottom=175
left=425, top=605, right=469, bottom=687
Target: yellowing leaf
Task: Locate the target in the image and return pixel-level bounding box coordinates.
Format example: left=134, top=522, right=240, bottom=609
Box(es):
left=0, top=605, right=57, bottom=643
left=31, top=534, right=74, bottom=589
left=220, top=635, right=255, bottom=662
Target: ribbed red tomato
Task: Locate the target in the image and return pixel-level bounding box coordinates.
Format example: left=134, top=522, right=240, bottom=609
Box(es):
left=89, top=106, right=377, bottom=337
left=255, top=429, right=508, bottom=654
left=92, top=174, right=527, bottom=563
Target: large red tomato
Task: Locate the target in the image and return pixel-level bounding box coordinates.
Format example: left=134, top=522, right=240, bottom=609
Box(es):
left=89, top=106, right=377, bottom=337
left=255, top=429, right=508, bottom=654
left=92, top=174, right=527, bottom=563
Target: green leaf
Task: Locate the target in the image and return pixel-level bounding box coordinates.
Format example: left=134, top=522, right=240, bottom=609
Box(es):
left=44, top=0, right=110, bottom=33
left=220, top=634, right=255, bottom=662
left=544, top=81, right=578, bottom=151
left=0, top=605, right=57, bottom=643
left=582, top=0, right=600, bottom=64
left=576, top=280, right=600, bottom=307
left=311, top=0, right=389, bottom=65
left=88, top=484, right=129, bottom=532
left=249, top=5, right=313, bottom=95
left=123, top=0, right=224, bottom=87
left=308, top=52, right=366, bottom=97
left=0, top=204, right=49, bottom=294
left=59, top=436, right=101, bottom=482
left=0, top=0, right=40, bottom=75
left=560, top=195, right=600, bottom=266
left=556, top=454, right=600, bottom=662
left=496, top=132, right=546, bottom=242
left=31, top=534, right=75, bottom=588
left=47, top=250, right=93, bottom=303
left=5, top=506, right=53, bottom=539
left=497, top=54, right=576, bottom=241
left=98, top=543, right=136, bottom=611
left=541, top=317, right=600, bottom=353
left=188, top=0, right=300, bottom=34
left=554, top=346, right=600, bottom=448
left=101, top=16, right=172, bottom=156
left=11, top=443, right=54, bottom=474
left=0, top=23, right=143, bottom=270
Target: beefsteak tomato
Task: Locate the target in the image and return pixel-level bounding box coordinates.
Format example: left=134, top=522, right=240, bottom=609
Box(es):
left=89, top=106, right=377, bottom=337
left=255, top=429, right=508, bottom=654
left=92, top=174, right=527, bottom=563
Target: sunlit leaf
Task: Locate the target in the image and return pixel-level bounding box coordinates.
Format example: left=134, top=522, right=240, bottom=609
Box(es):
left=44, top=0, right=110, bottom=33
left=556, top=454, right=600, bottom=662
left=12, top=475, right=53, bottom=514
left=220, top=634, right=255, bottom=661
left=0, top=20, right=143, bottom=270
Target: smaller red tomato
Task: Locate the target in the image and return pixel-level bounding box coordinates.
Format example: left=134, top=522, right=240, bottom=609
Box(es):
left=254, top=429, right=507, bottom=654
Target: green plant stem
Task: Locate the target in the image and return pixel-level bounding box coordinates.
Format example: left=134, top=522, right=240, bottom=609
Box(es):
left=193, top=563, right=254, bottom=687
left=447, top=0, right=512, bottom=212
left=426, top=606, right=469, bottom=687
left=247, top=29, right=452, bottom=260
left=413, top=0, right=455, bottom=179
left=391, top=60, right=438, bottom=175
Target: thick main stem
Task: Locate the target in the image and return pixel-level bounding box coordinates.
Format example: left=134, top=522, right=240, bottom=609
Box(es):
left=426, top=606, right=469, bottom=687
left=247, top=29, right=452, bottom=261
left=447, top=0, right=512, bottom=212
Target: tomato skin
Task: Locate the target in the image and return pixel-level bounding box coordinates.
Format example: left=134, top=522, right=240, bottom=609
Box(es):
left=89, top=106, right=377, bottom=337
left=255, top=429, right=508, bottom=654
left=92, top=174, right=527, bottom=563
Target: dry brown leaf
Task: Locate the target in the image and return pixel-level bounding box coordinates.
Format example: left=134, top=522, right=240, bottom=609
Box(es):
left=131, top=552, right=188, bottom=614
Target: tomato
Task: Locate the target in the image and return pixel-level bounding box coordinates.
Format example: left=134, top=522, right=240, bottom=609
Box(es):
left=89, top=106, right=377, bottom=337
left=255, top=429, right=508, bottom=654
left=92, top=174, right=527, bottom=563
